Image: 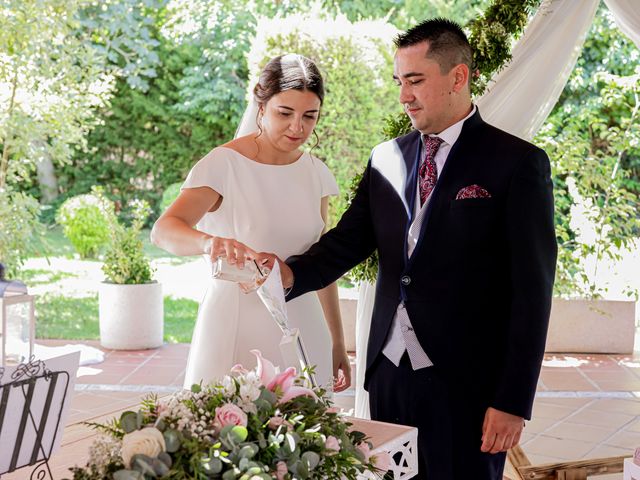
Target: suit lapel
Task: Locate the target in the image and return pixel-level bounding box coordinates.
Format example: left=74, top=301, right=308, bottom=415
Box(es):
left=395, top=130, right=422, bottom=265
left=397, top=130, right=422, bottom=221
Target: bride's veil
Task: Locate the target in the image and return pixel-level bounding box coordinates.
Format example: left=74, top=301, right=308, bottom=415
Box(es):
left=234, top=97, right=260, bottom=139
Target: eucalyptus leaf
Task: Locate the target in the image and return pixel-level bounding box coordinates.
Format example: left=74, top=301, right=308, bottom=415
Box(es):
left=155, top=418, right=166, bottom=431
left=132, top=455, right=157, bottom=477
left=113, top=470, right=144, bottom=480
left=230, top=425, right=249, bottom=443
left=151, top=458, right=170, bottom=477
left=202, top=456, right=223, bottom=475
left=222, top=468, right=240, bottom=480
left=158, top=451, right=173, bottom=468
left=119, top=411, right=140, bottom=434
left=239, top=444, right=258, bottom=459
left=301, top=451, right=320, bottom=470
left=163, top=429, right=181, bottom=453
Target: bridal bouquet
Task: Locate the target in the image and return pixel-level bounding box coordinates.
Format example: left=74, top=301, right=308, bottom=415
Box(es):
left=68, top=351, right=390, bottom=480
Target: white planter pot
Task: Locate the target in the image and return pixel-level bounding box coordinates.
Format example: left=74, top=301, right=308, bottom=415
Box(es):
left=545, top=298, right=637, bottom=354
left=99, top=282, right=164, bottom=350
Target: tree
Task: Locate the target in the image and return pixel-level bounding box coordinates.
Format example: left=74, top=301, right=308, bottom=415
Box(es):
left=535, top=6, right=640, bottom=298
left=0, top=0, right=112, bottom=192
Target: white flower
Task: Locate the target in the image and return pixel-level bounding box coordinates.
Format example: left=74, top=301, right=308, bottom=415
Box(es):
left=221, top=375, right=236, bottom=397
left=121, top=428, right=166, bottom=468
left=239, top=382, right=261, bottom=403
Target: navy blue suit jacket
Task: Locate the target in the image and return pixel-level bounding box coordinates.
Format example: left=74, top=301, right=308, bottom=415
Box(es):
left=287, top=110, right=557, bottom=419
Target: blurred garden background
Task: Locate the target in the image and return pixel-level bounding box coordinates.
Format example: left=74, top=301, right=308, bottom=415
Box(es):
left=1, top=0, right=639, bottom=344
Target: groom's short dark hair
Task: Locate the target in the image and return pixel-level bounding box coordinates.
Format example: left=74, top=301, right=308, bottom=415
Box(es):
left=395, top=18, right=473, bottom=75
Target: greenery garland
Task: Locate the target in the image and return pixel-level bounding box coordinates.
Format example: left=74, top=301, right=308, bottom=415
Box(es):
left=347, top=0, right=543, bottom=283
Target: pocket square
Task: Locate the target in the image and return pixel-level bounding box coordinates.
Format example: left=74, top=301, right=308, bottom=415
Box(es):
left=455, top=184, right=491, bottom=200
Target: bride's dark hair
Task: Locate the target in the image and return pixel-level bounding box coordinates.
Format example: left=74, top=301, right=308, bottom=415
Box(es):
left=253, top=54, right=324, bottom=149
left=253, top=54, right=325, bottom=106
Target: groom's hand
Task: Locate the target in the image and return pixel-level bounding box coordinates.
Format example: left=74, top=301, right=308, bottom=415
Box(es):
left=480, top=407, right=524, bottom=454
left=255, top=253, right=294, bottom=289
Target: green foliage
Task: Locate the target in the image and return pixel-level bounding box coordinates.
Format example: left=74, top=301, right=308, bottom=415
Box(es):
left=159, top=182, right=182, bottom=213
left=56, top=188, right=115, bottom=259
left=102, top=198, right=155, bottom=284
left=0, top=0, right=114, bottom=191
left=79, top=0, right=165, bottom=92
left=165, top=0, right=257, bottom=141
left=0, top=189, right=44, bottom=277
left=58, top=40, right=223, bottom=217
left=314, top=0, right=492, bottom=30
left=535, top=8, right=640, bottom=298
left=467, top=0, right=541, bottom=96
left=251, top=13, right=400, bottom=225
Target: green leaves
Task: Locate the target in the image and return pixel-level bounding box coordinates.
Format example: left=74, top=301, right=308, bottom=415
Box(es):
left=467, top=0, right=542, bottom=96
left=535, top=10, right=640, bottom=298
left=120, top=411, right=143, bottom=433
left=56, top=187, right=115, bottom=258
left=101, top=196, right=154, bottom=284
left=0, top=189, right=44, bottom=277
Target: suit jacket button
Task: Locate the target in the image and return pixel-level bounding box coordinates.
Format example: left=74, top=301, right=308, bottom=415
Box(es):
left=401, top=275, right=411, bottom=286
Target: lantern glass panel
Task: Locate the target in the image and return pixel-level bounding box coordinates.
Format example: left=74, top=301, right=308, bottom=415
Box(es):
left=3, top=300, right=31, bottom=364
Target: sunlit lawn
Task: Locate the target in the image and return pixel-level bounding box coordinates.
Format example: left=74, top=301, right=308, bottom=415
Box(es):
left=35, top=293, right=198, bottom=343
left=29, top=226, right=198, bottom=342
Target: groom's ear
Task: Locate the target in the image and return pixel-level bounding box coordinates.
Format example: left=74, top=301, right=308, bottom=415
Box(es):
left=452, top=64, right=470, bottom=93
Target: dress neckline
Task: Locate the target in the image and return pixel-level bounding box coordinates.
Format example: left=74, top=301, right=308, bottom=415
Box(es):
left=218, top=146, right=308, bottom=167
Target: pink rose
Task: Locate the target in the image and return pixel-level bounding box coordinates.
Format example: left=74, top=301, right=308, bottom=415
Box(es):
left=372, top=451, right=392, bottom=472
left=357, top=442, right=372, bottom=462
left=325, top=435, right=340, bottom=454
left=275, top=461, right=288, bottom=480
left=214, top=403, right=247, bottom=429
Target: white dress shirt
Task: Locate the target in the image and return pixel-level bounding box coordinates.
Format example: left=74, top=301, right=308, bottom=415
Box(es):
left=382, top=105, right=477, bottom=369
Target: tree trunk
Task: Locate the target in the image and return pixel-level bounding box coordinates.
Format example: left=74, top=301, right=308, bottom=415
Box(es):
left=33, top=141, right=59, bottom=202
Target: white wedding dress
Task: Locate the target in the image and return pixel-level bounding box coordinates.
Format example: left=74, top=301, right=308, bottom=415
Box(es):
left=182, top=146, right=337, bottom=390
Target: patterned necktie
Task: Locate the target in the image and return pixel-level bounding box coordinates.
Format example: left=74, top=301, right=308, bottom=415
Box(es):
left=419, top=135, right=443, bottom=206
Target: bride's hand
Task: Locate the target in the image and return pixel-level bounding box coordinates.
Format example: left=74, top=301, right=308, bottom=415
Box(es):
left=332, top=344, right=352, bottom=393
left=205, top=236, right=257, bottom=268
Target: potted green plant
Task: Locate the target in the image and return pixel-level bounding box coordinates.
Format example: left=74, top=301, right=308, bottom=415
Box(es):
left=99, top=198, right=163, bottom=350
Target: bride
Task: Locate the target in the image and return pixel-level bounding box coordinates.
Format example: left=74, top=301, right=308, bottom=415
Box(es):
left=151, top=54, right=351, bottom=393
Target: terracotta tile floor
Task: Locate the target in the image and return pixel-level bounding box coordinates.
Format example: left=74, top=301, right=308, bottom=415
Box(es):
left=5, top=343, right=640, bottom=479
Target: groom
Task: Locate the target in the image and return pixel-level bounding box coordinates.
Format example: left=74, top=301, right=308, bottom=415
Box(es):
left=264, top=18, right=557, bottom=479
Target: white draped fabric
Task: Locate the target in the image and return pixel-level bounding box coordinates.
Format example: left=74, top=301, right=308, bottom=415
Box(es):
left=235, top=98, right=260, bottom=139
left=476, top=0, right=599, bottom=141
left=354, top=281, right=375, bottom=417
left=604, top=0, right=640, bottom=49
left=354, top=0, right=640, bottom=418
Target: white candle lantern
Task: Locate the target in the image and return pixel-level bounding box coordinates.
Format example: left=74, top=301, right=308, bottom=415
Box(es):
left=0, top=263, right=35, bottom=366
